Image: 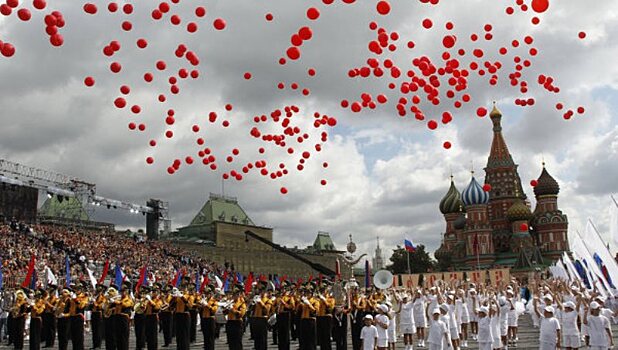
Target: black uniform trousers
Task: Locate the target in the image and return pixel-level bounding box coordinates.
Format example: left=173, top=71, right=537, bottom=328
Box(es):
left=316, top=315, right=332, bottom=350
left=114, top=314, right=130, bottom=350
left=41, top=312, right=56, bottom=347
left=29, top=316, right=42, bottom=350
left=7, top=314, right=13, bottom=346
left=144, top=314, right=159, bottom=350
left=250, top=317, right=268, bottom=350
left=350, top=311, right=365, bottom=350
left=225, top=319, right=243, bottom=350
left=57, top=317, right=70, bottom=350
left=159, top=311, right=173, bottom=346
left=276, top=312, right=291, bottom=350
left=331, top=314, right=348, bottom=350
left=90, top=310, right=103, bottom=349
left=173, top=312, right=190, bottom=350
left=134, top=313, right=146, bottom=350
left=103, top=316, right=116, bottom=350
left=291, top=312, right=300, bottom=341
left=299, top=318, right=316, bottom=350
left=189, top=309, right=198, bottom=343
left=199, top=317, right=215, bottom=350
left=12, top=315, right=25, bottom=350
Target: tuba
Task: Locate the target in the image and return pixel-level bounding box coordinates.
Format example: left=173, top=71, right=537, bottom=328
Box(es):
left=373, top=270, right=394, bottom=290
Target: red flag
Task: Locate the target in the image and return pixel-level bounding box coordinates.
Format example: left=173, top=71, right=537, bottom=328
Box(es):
left=281, top=275, right=287, bottom=285
left=222, top=271, right=228, bottom=286
left=244, top=272, right=254, bottom=294
left=98, top=260, right=109, bottom=285
left=296, top=278, right=303, bottom=288
left=22, top=254, right=36, bottom=288
left=135, top=265, right=148, bottom=292
left=171, top=269, right=182, bottom=287
left=308, top=275, right=313, bottom=282
left=199, top=275, right=210, bottom=294
left=473, top=234, right=479, bottom=255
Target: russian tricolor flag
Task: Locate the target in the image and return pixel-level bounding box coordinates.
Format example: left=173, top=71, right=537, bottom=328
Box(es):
left=404, top=239, right=416, bottom=253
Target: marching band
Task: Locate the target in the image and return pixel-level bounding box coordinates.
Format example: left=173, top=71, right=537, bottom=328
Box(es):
left=1, top=274, right=617, bottom=350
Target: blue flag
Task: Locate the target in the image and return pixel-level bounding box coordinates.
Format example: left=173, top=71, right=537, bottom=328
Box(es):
left=65, top=256, right=71, bottom=288
left=30, top=268, right=37, bottom=290
left=593, top=253, right=615, bottom=288
left=237, top=272, right=243, bottom=284
left=223, top=276, right=230, bottom=292
left=114, top=263, right=123, bottom=288
left=175, top=270, right=183, bottom=288
left=195, top=270, right=200, bottom=291
left=0, top=262, right=3, bottom=290
left=274, top=275, right=280, bottom=289
left=574, top=259, right=591, bottom=289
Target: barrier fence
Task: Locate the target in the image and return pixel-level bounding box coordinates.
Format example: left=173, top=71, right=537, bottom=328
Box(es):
left=393, top=268, right=511, bottom=288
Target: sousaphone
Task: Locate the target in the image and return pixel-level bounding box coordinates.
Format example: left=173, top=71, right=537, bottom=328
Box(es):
left=373, top=270, right=394, bottom=290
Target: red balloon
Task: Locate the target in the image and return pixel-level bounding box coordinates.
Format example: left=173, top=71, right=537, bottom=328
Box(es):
left=0, top=4, right=11, bottom=16
left=33, top=0, right=47, bottom=10
left=187, top=22, right=198, bottom=33
left=306, top=7, right=320, bottom=20
left=531, top=0, right=549, bottom=13
left=146, top=157, right=154, bottom=164
left=483, top=184, right=492, bottom=192
left=144, top=73, right=154, bottom=82
left=280, top=187, right=288, bottom=194
left=50, top=34, right=64, bottom=47
left=122, top=21, right=132, bottom=31
left=159, top=2, right=170, bottom=13
left=114, top=97, right=126, bottom=108
left=149, top=140, right=157, bottom=147
left=195, top=6, right=206, bottom=17
left=476, top=107, right=488, bottom=117
left=170, top=14, right=181, bottom=25
left=156, top=60, right=166, bottom=70
left=321, top=180, right=327, bottom=186
left=1, top=43, right=16, bottom=57
left=427, top=120, right=438, bottom=130
left=17, top=8, right=31, bottom=21
left=213, top=18, right=226, bottom=30
left=128, top=122, right=136, bottom=130
left=84, top=76, right=95, bottom=87
left=136, top=38, right=148, bottom=49
left=123, top=3, right=133, bottom=14
left=443, top=141, right=452, bottom=149
left=376, top=1, right=391, bottom=15
left=83, top=3, right=97, bottom=15
left=192, top=125, right=200, bottom=132
left=530, top=179, right=538, bottom=187
left=422, top=18, right=433, bottom=29
left=442, top=35, right=456, bottom=48
left=286, top=47, right=301, bottom=60
left=131, top=105, right=141, bottom=114
left=578, top=31, right=586, bottom=39
left=520, top=223, right=529, bottom=231
left=265, top=13, right=273, bottom=21
left=244, top=72, right=252, bottom=80
left=110, top=62, right=122, bottom=73
left=108, top=2, right=118, bottom=12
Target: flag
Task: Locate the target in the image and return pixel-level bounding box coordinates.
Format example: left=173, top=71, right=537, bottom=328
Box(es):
left=22, top=254, right=36, bottom=288
left=136, top=266, right=148, bottom=292
left=45, top=266, right=57, bottom=287
left=573, top=259, right=591, bottom=289
left=404, top=239, right=416, bottom=253
left=0, top=263, right=3, bottom=290
left=65, top=255, right=71, bottom=288
left=364, top=260, right=370, bottom=289
left=236, top=272, right=243, bottom=284
left=572, top=234, right=612, bottom=296
left=473, top=234, right=479, bottom=255
left=223, top=276, right=230, bottom=293
left=30, top=267, right=37, bottom=290
left=611, top=195, right=618, bottom=247
left=98, top=260, right=109, bottom=285
left=593, top=253, right=614, bottom=288
left=172, top=269, right=183, bottom=288
left=199, top=274, right=209, bottom=293
left=245, top=272, right=254, bottom=294
left=114, top=263, right=124, bottom=288
left=214, top=276, right=223, bottom=289
left=195, top=270, right=200, bottom=292
left=274, top=275, right=280, bottom=289
left=583, top=219, right=618, bottom=288
left=86, top=267, right=98, bottom=290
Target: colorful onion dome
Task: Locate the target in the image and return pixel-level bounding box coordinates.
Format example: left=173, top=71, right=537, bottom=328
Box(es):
left=506, top=200, right=533, bottom=222
left=534, top=166, right=560, bottom=196
left=462, top=176, right=489, bottom=206
left=439, top=179, right=464, bottom=214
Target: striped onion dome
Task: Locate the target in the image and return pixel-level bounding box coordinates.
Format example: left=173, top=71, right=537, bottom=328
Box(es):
left=462, top=176, right=489, bottom=206
left=439, top=179, right=464, bottom=214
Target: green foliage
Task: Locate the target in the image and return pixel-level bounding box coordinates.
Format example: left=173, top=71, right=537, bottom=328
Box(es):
left=386, top=245, right=436, bottom=274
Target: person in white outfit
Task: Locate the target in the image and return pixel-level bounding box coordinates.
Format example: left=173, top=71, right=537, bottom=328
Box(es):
left=498, top=296, right=510, bottom=348
left=375, top=304, right=390, bottom=350
left=506, top=289, right=518, bottom=347
left=360, top=314, right=378, bottom=350
left=413, top=289, right=427, bottom=348
left=477, top=306, right=493, bottom=350
left=536, top=305, right=561, bottom=350
left=398, top=294, right=416, bottom=350
left=427, top=308, right=451, bottom=350
left=441, top=302, right=459, bottom=350
left=386, top=302, right=397, bottom=350
left=455, top=290, right=469, bottom=348
left=557, top=300, right=581, bottom=350
left=467, top=288, right=479, bottom=340
left=583, top=301, right=613, bottom=350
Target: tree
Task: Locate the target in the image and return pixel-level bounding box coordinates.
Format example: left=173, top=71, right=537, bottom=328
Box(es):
left=386, top=245, right=436, bottom=274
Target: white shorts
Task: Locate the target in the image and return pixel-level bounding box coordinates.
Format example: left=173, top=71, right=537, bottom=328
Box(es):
left=539, top=341, right=557, bottom=350
left=377, top=337, right=388, bottom=347
left=563, top=334, right=581, bottom=348
left=478, top=342, right=493, bottom=350
left=508, top=313, right=518, bottom=327
left=427, top=342, right=443, bottom=350
left=387, top=330, right=396, bottom=342
left=415, top=313, right=427, bottom=328
left=450, top=327, right=460, bottom=340
left=500, top=322, right=508, bottom=336
left=400, top=323, right=416, bottom=334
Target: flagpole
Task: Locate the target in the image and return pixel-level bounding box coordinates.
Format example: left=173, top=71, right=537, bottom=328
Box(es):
left=407, top=248, right=411, bottom=274
left=611, top=194, right=618, bottom=208
left=588, top=218, right=612, bottom=254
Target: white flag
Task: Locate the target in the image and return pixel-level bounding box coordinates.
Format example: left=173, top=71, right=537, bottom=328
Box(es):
left=572, top=234, right=613, bottom=297
left=86, top=267, right=98, bottom=290
left=562, top=252, right=581, bottom=282
left=583, top=219, right=618, bottom=290
left=611, top=195, right=618, bottom=247
left=45, top=266, right=57, bottom=287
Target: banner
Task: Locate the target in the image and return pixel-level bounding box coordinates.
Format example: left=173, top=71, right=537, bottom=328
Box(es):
left=445, top=271, right=464, bottom=283
left=423, top=273, right=443, bottom=287
left=400, top=274, right=420, bottom=289
left=468, top=270, right=487, bottom=285
left=488, top=268, right=510, bottom=286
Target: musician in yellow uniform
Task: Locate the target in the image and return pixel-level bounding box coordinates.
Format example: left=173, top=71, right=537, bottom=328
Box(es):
left=112, top=281, right=134, bottom=350
left=102, top=286, right=118, bottom=350
left=199, top=285, right=218, bottom=350
left=68, top=282, right=90, bottom=350
left=251, top=281, right=272, bottom=350
left=170, top=286, right=192, bottom=350
left=276, top=285, right=296, bottom=350
left=299, top=284, right=320, bottom=350
left=90, top=284, right=106, bottom=350
left=143, top=284, right=163, bottom=350
left=133, top=286, right=147, bottom=350
left=41, top=285, right=57, bottom=348
left=350, top=289, right=367, bottom=350
left=316, top=285, right=336, bottom=350
left=225, top=284, right=247, bottom=350
left=11, top=288, right=29, bottom=350
left=56, top=287, right=72, bottom=350
left=30, top=289, right=47, bottom=350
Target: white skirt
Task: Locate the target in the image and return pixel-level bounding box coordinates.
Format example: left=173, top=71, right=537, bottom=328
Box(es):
left=400, top=323, right=416, bottom=334
left=414, top=313, right=427, bottom=328
left=377, top=337, right=388, bottom=347
left=387, top=329, right=396, bottom=342
left=507, top=312, right=518, bottom=327
left=563, top=334, right=582, bottom=348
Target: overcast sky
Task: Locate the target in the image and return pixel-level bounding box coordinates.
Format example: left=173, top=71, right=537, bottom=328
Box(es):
left=1, top=0, right=617, bottom=264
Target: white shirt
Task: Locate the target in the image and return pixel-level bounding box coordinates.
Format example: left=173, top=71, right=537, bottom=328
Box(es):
left=387, top=311, right=397, bottom=332
left=375, top=314, right=390, bottom=340
left=477, top=316, right=493, bottom=343
left=587, top=315, right=611, bottom=347
left=360, top=325, right=378, bottom=350
left=400, top=302, right=414, bottom=325
left=427, top=319, right=449, bottom=345
left=539, top=316, right=560, bottom=344
left=560, top=310, right=579, bottom=336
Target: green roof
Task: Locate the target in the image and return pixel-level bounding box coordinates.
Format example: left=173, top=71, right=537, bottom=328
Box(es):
left=39, top=196, right=90, bottom=221
left=188, top=193, right=254, bottom=227
left=312, top=231, right=337, bottom=251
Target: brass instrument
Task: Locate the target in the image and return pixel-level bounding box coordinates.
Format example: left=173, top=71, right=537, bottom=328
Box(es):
left=55, top=298, right=68, bottom=318
left=103, top=294, right=120, bottom=317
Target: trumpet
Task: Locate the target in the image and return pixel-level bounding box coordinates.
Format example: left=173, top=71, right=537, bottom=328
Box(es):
left=217, top=300, right=234, bottom=311
left=301, top=297, right=310, bottom=306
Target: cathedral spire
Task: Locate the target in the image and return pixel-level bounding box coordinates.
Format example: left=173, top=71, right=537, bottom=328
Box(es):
left=487, top=103, right=515, bottom=168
